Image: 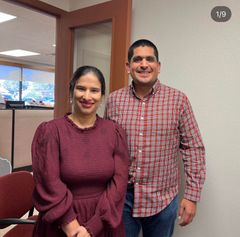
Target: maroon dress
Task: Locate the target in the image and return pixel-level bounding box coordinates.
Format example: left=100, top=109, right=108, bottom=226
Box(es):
left=31, top=115, right=129, bottom=237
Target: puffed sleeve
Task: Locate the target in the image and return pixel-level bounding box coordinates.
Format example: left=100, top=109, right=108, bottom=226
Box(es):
left=83, top=123, right=129, bottom=236
left=31, top=121, right=77, bottom=226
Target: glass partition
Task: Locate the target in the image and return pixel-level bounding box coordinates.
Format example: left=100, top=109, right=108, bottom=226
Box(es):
left=0, top=65, right=21, bottom=101
left=22, top=68, right=54, bottom=107
left=0, top=64, right=54, bottom=107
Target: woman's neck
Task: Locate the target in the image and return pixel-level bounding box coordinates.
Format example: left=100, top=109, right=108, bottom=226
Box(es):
left=69, top=113, right=97, bottom=129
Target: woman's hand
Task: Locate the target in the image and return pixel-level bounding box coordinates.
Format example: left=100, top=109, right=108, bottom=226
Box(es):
left=76, top=226, right=91, bottom=237
left=62, top=219, right=90, bottom=237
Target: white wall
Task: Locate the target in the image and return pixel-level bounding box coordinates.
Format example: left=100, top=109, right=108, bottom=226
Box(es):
left=132, top=0, right=240, bottom=236
left=40, top=0, right=110, bottom=11
left=40, top=0, right=70, bottom=11
left=68, top=0, right=111, bottom=11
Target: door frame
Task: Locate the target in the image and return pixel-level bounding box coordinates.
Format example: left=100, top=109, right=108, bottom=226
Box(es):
left=6, top=0, right=132, bottom=117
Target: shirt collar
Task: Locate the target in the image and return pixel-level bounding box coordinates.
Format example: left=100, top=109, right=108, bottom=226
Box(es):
left=130, top=79, right=161, bottom=99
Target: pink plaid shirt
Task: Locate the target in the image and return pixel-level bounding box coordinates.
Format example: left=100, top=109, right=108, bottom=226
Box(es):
left=105, top=80, right=206, bottom=217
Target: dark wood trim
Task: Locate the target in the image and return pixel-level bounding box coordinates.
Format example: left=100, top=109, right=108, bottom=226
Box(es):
left=62, top=1, right=113, bottom=26
left=54, top=18, right=74, bottom=115
left=110, top=0, right=132, bottom=92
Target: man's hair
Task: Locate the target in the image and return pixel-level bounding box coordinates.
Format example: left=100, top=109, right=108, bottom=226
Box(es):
left=128, top=39, right=159, bottom=62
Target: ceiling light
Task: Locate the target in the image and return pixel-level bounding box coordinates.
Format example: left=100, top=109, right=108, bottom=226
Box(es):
left=0, top=49, right=40, bottom=57
left=0, top=12, right=16, bottom=23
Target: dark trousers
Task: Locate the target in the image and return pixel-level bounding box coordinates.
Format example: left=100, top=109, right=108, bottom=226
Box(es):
left=123, top=189, right=178, bottom=237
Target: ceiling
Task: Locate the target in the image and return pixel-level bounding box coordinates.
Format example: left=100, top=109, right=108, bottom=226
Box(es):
left=0, top=0, right=56, bottom=67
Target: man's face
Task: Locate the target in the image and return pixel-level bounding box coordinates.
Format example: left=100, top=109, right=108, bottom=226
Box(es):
left=126, top=46, right=160, bottom=87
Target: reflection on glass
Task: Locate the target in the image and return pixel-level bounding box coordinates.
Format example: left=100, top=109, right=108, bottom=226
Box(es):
left=0, top=65, right=21, bottom=101
left=0, top=65, right=55, bottom=107
left=0, top=65, right=21, bottom=81
left=22, top=68, right=55, bottom=107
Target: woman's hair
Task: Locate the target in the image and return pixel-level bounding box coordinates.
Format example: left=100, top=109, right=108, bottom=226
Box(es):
left=69, top=65, right=106, bottom=97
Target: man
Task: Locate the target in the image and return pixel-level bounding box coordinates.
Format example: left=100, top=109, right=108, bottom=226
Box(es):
left=105, top=39, right=206, bottom=237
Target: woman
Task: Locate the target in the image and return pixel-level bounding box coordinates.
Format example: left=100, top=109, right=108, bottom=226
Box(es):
left=31, top=66, right=129, bottom=237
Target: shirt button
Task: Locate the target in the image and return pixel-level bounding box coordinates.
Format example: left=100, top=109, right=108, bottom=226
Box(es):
left=135, top=182, right=139, bottom=185
left=140, top=116, right=144, bottom=120
left=137, top=167, right=141, bottom=170
left=139, top=132, right=143, bottom=136
left=139, top=150, right=142, bottom=153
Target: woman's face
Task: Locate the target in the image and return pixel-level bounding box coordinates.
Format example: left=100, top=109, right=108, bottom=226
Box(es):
left=72, top=72, right=102, bottom=117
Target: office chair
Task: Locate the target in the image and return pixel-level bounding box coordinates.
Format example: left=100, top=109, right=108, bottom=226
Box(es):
left=0, top=171, right=37, bottom=237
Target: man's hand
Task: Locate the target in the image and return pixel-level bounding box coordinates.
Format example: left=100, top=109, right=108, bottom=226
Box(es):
left=178, top=198, right=197, bottom=226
